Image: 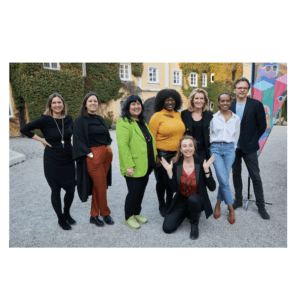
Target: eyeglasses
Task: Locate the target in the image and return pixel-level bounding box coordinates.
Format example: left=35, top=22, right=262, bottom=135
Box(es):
left=235, top=87, right=249, bottom=90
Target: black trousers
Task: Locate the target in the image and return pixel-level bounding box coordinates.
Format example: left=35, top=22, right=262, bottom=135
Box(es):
left=232, top=148, right=265, bottom=206
left=163, top=193, right=203, bottom=234
left=124, top=168, right=153, bottom=220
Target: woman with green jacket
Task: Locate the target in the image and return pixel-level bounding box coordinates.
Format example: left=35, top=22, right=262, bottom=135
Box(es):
left=116, top=95, right=156, bottom=229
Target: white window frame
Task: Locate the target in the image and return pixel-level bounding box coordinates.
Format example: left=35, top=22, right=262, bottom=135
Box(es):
left=210, top=73, right=215, bottom=83
left=9, top=94, right=13, bottom=118
left=173, top=70, right=182, bottom=86
left=82, top=63, right=86, bottom=77
left=119, top=63, right=132, bottom=81
left=190, top=72, right=198, bottom=87
left=202, top=73, right=207, bottom=87
left=43, top=63, right=60, bottom=70
left=148, top=66, right=159, bottom=84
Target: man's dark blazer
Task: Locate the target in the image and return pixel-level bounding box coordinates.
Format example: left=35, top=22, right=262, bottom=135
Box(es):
left=181, top=109, right=213, bottom=159
left=230, top=97, right=266, bottom=154
left=167, top=156, right=216, bottom=219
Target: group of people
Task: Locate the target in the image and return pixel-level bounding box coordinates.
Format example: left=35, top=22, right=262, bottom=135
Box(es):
left=20, top=76, right=270, bottom=240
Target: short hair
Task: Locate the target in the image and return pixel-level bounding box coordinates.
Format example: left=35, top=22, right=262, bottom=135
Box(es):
left=188, top=88, right=209, bottom=112
left=44, top=93, right=67, bottom=117
left=122, top=95, right=145, bottom=124
left=234, top=77, right=251, bottom=89
left=218, top=92, right=232, bottom=102
left=154, top=89, right=182, bottom=112
left=79, top=92, right=99, bottom=117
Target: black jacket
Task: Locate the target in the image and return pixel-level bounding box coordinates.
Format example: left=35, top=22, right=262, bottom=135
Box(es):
left=230, top=97, right=266, bottom=154
left=73, top=115, right=112, bottom=202
left=167, top=156, right=216, bottom=219
left=181, top=109, right=213, bottom=159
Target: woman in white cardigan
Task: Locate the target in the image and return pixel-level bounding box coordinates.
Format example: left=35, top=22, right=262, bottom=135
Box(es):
left=210, top=93, right=240, bottom=224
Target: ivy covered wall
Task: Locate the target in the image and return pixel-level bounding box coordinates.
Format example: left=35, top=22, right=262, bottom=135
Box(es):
left=9, top=63, right=143, bottom=133
left=179, top=63, right=243, bottom=112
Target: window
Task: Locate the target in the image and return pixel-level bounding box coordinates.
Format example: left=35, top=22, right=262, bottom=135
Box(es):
left=43, top=63, right=60, bottom=70
left=202, top=73, right=207, bottom=87
left=190, top=72, right=197, bottom=87
left=210, top=73, right=215, bottom=83
left=119, top=63, right=131, bottom=81
left=9, top=94, right=13, bottom=118
left=173, top=70, right=182, bottom=86
left=148, top=66, right=159, bottom=84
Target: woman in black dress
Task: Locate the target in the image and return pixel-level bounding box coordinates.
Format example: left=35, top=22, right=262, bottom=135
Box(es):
left=73, top=92, right=114, bottom=227
left=20, top=93, right=76, bottom=230
left=181, top=88, right=213, bottom=160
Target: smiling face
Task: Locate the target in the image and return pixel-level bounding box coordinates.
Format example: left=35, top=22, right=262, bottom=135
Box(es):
left=192, top=92, right=205, bottom=110
left=50, top=97, right=64, bottom=116
left=86, top=95, right=98, bottom=114
left=180, top=138, right=195, bottom=158
left=234, top=81, right=249, bottom=99
left=164, top=97, right=176, bottom=111
left=218, top=94, right=231, bottom=112
left=129, top=100, right=142, bottom=119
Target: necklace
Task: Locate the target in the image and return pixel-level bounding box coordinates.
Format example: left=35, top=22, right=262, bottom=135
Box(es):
left=53, top=116, right=64, bottom=148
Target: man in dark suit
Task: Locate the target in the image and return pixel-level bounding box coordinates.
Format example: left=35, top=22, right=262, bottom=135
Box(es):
left=230, top=77, right=270, bottom=219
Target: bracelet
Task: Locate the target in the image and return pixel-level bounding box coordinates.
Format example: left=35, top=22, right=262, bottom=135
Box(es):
left=205, top=171, right=210, bottom=174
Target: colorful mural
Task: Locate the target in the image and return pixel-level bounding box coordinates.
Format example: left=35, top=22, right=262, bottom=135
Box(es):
left=251, top=63, right=287, bottom=155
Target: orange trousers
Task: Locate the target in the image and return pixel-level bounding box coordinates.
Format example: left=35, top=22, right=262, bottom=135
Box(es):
left=86, top=145, right=113, bottom=217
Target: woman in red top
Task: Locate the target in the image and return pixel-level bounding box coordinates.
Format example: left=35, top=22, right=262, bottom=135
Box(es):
left=160, top=135, right=216, bottom=240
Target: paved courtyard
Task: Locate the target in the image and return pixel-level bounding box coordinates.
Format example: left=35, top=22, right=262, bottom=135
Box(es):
left=9, top=126, right=287, bottom=247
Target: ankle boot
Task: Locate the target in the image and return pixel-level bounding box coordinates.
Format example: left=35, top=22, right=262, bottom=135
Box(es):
left=189, top=211, right=201, bottom=240
left=159, top=200, right=166, bottom=217
left=64, top=211, right=76, bottom=225
left=58, top=215, right=72, bottom=230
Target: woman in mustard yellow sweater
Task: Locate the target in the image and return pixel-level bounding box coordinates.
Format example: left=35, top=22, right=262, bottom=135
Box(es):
left=149, top=89, right=185, bottom=217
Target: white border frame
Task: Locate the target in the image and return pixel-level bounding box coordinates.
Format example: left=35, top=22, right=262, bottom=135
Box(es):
left=173, top=70, right=182, bottom=86
left=190, top=72, right=197, bottom=87
left=43, top=63, right=61, bottom=70
left=119, top=63, right=132, bottom=81
left=148, top=65, right=159, bottom=84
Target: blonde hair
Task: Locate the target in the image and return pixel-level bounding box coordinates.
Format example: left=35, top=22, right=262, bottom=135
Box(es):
left=44, top=93, right=67, bottom=117
left=173, top=135, right=198, bottom=163
left=188, top=88, right=209, bottom=112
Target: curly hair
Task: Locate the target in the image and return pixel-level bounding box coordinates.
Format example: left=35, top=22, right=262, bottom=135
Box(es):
left=122, top=95, right=146, bottom=124
left=154, top=89, right=182, bottom=112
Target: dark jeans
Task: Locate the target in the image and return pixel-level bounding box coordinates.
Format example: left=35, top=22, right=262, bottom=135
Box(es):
left=232, top=148, right=265, bottom=206
left=124, top=168, right=152, bottom=220
left=163, top=193, right=203, bottom=234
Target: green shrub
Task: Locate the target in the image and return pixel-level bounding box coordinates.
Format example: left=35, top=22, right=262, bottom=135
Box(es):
left=104, top=117, right=113, bottom=129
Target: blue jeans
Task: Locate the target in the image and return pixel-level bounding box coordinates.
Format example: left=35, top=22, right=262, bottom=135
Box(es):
left=210, top=142, right=235, bottom=205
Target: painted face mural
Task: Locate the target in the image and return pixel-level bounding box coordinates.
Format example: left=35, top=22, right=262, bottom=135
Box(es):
left=257, top=63, right=280, bottom=85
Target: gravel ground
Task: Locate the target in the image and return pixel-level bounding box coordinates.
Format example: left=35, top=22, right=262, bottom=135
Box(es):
left=9, top=126, right=287, bottom=247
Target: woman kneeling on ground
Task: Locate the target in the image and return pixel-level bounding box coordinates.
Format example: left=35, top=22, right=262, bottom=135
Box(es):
left=160, top=135, right=216, bottom=240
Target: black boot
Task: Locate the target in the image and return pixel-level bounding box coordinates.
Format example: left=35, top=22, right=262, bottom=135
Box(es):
left=64, top=211, right=76, bottom=225
left=257, top=204, right=270, bottom=220
left=159, top=201, right=166, bottom=217
left=189, top=211, right=201, bottom=240
left=58, top=215, right=72, bottom=230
